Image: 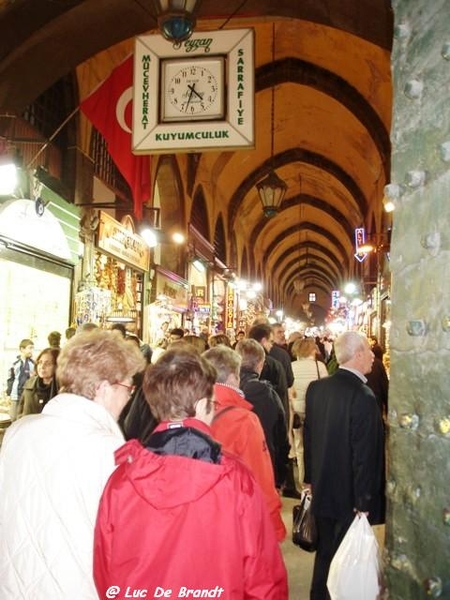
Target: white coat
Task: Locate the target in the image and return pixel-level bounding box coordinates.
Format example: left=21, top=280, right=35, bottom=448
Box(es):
left=0, top=393, right=124, bottom=599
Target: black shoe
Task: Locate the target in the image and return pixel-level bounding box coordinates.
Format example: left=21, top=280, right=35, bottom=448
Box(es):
left=282, top=487, right=302, bottom=500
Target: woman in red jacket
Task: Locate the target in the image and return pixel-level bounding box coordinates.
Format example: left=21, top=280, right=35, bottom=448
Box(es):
left=94, top=345, right=288, bottom=600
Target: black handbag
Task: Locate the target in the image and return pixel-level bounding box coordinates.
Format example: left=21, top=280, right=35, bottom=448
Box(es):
left=292, top=490, right=318, bottom=552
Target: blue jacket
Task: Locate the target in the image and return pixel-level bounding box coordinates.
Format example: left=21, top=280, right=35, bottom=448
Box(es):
left=6, top=357, right=34, bottom=401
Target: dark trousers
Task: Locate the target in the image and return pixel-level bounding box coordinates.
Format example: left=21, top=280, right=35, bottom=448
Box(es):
left=310, top=515, right=353, bottom=600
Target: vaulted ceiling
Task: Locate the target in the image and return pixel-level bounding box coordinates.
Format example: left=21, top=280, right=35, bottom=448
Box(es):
left=0, top=0, right=394, bottom=324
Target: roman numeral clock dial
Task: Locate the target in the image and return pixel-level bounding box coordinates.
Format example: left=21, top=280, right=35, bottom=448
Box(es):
left=160, top=57, right=225, bottom=122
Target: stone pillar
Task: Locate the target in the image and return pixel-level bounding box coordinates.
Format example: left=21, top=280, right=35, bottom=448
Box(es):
left=387, top=1, right=450, bottom=597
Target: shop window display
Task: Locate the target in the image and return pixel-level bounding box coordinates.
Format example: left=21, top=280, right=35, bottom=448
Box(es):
left=74, top=253, right=143, bottom=333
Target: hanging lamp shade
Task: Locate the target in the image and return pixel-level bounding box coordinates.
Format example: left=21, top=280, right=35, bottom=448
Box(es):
left=153, top=0, right=202, bottom=44
left=257, top=170, right=288, bottom=218
left=255, top=25, right=287, bottom=218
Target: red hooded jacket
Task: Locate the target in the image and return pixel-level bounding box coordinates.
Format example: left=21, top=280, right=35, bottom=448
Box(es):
left=94, top=420, right=288, bottom=600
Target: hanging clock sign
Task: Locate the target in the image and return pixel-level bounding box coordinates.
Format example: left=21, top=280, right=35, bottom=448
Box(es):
left=132, top=28, right=254, bottom=154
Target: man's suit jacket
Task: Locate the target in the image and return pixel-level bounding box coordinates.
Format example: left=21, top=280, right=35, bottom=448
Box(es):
left=303, top=368, right=384, bottom=524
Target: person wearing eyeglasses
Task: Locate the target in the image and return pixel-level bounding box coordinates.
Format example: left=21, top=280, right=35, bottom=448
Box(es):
left=0, top=329, right=145, bottom=600
left=94, top=345, right=288, bottom=599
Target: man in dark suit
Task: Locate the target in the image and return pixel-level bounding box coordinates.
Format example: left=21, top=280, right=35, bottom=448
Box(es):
left=303, top=330, right=384, bottom=600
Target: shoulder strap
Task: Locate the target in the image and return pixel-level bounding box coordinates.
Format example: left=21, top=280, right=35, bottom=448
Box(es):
left=211, top=405, right=237, bottom=424
left=315, top=359, right=321, bottom=379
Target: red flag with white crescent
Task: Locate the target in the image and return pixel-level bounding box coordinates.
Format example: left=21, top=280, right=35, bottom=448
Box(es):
left=80, top=55, right=150, bottom=219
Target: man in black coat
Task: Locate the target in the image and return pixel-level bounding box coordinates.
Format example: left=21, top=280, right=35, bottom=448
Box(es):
left=303, top=330, right=384, bottom=600
left=248, top=322, right=289, bottom=416
left=236, top=338, right=289, bottom=489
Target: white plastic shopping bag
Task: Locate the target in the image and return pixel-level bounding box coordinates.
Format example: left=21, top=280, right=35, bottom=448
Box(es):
left=327, top=513, right=380, bottom=600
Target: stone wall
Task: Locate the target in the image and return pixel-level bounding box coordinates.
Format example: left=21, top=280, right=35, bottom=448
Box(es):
left=387, top=1, right=450, bottom=597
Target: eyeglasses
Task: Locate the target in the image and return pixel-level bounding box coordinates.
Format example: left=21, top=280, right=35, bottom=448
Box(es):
left=114, top=382, right=136, bottom=396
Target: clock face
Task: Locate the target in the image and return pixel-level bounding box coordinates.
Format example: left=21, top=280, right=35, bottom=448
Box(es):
left=160, top=58, right=225, bottom=122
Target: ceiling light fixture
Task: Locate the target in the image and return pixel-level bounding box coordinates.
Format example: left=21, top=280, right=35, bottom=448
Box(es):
left=382, top=195, right=395, bottom=213
left=140, top=224, right=159, bottom=247
left=152, top=0, right=203, bottom=46
left=256, top=24, right=287, bottom=218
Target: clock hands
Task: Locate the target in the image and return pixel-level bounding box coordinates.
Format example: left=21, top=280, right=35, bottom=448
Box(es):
left=187, top=83, right=204, bottom=101
left=185, top=85, right=195, bottom=112
left=185, top=83, right=204, bottom=112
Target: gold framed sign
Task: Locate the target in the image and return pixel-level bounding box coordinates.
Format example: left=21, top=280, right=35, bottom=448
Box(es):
left=97, top=212, right=150, bottom=271
left=132, top=28, right=254, bottom=153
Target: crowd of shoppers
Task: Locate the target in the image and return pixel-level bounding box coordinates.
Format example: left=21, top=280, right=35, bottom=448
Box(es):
left=1, top=321, right=388, bottom=599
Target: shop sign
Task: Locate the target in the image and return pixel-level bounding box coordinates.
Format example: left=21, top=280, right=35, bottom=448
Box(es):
left=354, top=227, right=368, bottom=263
left=331, top=290, right=340, bottom=309
left=0, top=198, right=74, bottom=262
left=133, top=28, right=254, bottom=153
left=226, top=286, right=235, bottom=329
left=97, top=211, right=150, bottom=271
left=155, top=268, right=189, bottom=311
left=194, top=286, right=206, bottom=301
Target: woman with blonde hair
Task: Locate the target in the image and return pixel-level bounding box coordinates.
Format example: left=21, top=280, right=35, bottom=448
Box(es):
left=291, top=337, right=328, bottom=485
left=0, top=329, right=145, bottom=599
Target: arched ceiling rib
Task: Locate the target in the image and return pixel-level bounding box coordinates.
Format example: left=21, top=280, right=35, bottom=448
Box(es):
left=227, top=147, right=368, bottom=233
left=282, top=263, right=339, bottom=295
left=249, top=195, right=355, bottom=250
left=274, top=243, right=344, bottom=283
left=255, top=58, right=391, bottom=179
left=280, top=252, right=341, bottom=284
left=263, top=222, right=349, bottom=271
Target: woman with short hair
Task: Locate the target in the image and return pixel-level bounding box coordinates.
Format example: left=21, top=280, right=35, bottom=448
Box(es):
left=0, top=329, right=146, bottom=599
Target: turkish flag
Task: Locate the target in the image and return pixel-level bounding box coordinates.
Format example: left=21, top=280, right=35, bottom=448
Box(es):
left=80, top=55, right=150, bottom=219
